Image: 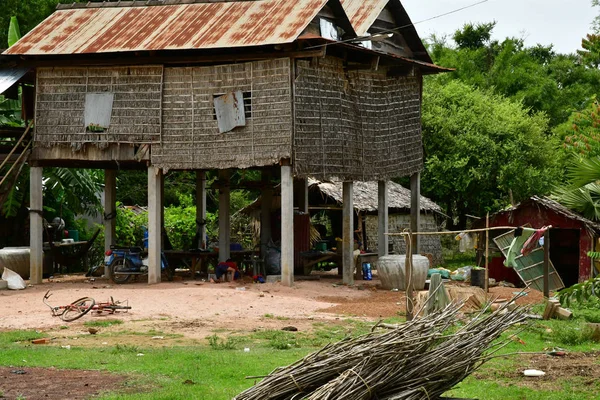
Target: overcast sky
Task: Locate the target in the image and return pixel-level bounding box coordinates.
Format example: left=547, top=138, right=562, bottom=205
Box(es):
left=402, top=0, right=597, bottom=54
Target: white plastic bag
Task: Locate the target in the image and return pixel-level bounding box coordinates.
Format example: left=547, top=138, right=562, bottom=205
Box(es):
left=1, top=267, right=26, bottom=290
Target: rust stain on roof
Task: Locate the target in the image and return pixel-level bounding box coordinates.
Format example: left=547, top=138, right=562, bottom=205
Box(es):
left=5, top=0, right=328, bottom=55
left=340, top=0, right=389, bottom=36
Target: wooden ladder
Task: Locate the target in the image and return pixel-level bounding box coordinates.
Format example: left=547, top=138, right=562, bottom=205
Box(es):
left=0, top=122, right=33, bottom=206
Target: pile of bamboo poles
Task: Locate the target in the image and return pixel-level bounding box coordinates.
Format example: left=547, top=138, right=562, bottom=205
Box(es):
left=235, top=303, right=527, bottom=400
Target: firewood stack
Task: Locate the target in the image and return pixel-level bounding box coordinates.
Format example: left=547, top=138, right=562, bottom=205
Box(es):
left=235, top=302, right=527, bottom=400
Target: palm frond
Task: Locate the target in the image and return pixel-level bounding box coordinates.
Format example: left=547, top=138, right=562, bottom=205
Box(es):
left=566, top=156, right=600, bottom=188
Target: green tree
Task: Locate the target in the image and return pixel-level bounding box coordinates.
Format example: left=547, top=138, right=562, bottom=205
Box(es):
left=421, top=78, right=562, bottom=226
left=578, top=34, right=600, bottom=68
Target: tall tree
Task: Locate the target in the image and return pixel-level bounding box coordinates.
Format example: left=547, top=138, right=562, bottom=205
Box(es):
left=421, top=78, right=562, bottom=226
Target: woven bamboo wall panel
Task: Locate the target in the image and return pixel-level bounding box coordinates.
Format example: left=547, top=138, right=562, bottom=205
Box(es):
left=35, top=66, right=163, bottom=149
left=294, top=57, right=423, bottom=181
left=153, top=58, right=292, bottom=170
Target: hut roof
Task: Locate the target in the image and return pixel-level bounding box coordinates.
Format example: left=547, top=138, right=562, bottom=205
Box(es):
left=4, top=0, right=338, bottom=56
left=493, top=196, right=600, bottom=234
left=309, top=178, right=442, bottom=213
left=241, top=178, right=443, bottom=215
left=477, top=196, right=600, bottom=236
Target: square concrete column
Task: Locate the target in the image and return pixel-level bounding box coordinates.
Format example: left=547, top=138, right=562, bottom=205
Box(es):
left=29, top=166, right=43, bottom=285
left=148, top=166, right=163, bottom=284
left=378, top=180, right=389, bottom=257
left=260, top=170, right=272, bottom=257
left=280, top=161, right=294, bottom=286
left=104, top=170, right=117, bottom=281
left=343, top=181, right=354, bottom=285
left=196, top=170, right=207, bottom=249
left=218, top=170, right=231, bottom=262
left=410, top=172, right=421, bottom=254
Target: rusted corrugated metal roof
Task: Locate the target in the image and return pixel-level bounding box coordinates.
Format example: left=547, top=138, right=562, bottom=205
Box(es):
left=4, top=0, right=328, bottom=55
left=0, top=67, right=29, bottom=94
left=340, top=0, right=388, bottom=36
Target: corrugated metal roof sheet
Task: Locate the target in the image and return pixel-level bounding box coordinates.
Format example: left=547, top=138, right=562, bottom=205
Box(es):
left=0, top=67, right=29, bottom=94
left=4, top=0, right=328, bottom=55
left=340, top=0, right=388, bottom=36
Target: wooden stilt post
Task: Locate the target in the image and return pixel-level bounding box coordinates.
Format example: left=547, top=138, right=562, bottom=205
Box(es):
left=378, top=180, right=389, bottom=257
left=410, top=173, right=420, bottom=254
left=104, top=170, right=117, bottom=281
left=406, top=231, right=414, bottom=321
left=147, top=166, right=162, bottom=284
left=485, top=212, right=489, bottom=293
left=196, top=170, right=207, bottom=249
left=544, top=228, right=550, bottom=298
left=218, top=170, right=231, bottom=263
left=29, top=166, right=43, bottom=285
left=261, top=170, right=272, bottom=259
left=280, top=160, right=294, bottom=286
left=343, top=181, right=354, bottom=285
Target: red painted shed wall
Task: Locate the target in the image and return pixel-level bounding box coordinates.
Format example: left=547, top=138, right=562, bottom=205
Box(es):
left=487, top=205, right=593, bottom=283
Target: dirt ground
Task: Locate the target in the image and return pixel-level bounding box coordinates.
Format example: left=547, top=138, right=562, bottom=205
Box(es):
left=0, top=274, right=550, bottom=399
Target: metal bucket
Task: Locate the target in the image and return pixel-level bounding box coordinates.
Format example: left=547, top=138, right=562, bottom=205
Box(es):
left=377, top=254, right=429, bottom=291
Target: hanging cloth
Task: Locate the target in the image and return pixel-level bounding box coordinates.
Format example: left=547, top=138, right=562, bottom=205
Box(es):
left=521, top=226, right=549, bottom=257
left=504, top=228, right=535, bottom=268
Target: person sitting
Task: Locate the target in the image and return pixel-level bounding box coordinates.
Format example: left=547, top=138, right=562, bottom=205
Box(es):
left=214, top=259, right=240, bottom=282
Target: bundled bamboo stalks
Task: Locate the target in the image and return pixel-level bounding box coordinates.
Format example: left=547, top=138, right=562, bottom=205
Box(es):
left=235, top=303, right=527, bottom=400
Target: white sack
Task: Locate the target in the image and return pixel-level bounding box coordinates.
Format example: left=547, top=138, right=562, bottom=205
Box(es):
left=1, top=267, right=26, bottom=290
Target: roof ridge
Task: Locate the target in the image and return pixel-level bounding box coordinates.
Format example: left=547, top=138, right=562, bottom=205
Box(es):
left=56, top=0, right=263, bottom=11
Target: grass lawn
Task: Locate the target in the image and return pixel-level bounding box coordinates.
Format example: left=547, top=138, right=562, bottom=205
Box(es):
left=1, top=306, right=599, bottom=399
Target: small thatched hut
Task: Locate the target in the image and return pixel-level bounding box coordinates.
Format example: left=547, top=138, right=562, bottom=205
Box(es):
left=243, top=179, right=445, bottom=266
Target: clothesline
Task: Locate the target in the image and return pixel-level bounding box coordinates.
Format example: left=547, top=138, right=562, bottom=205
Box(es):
left=385, top=226, right=524, bottom=237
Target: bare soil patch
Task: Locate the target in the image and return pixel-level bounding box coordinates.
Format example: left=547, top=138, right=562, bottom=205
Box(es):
left=0, top=366, right=127, bottom=400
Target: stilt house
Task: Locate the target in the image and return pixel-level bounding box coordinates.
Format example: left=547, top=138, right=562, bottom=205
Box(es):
left=2, top=0, right=449, bottom=285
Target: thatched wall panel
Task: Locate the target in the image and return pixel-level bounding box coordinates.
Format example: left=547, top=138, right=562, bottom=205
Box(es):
left=365, top=214, right=442, bottom=266
left=294, top=57, right=423, bottom=181
left=35, top=66, right=163, bottom=148
left=153, top=58, right=292, bottom=170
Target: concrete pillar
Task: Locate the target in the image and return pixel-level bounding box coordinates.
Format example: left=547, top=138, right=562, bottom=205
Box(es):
left=378, top=180, right=389, bottom=257
left=410, top=172, right=421, bottom=254
left=261, top=170, right=272, bottom=257
left=104, top=170, right=117, bottom=281
left=280, top=161, right=294, bottom=286
left=218, top=170, right=231, bottom=262
left=160, top=170, right=165, bottom=249
left=29, top=166, right=43, bottom=285
left=196, top=170, right=207, bottom=249
left=148, top=166, right=163, bottom=284
left=294, top=178, right=309, bottom=214
left=342, top=181, right=354, bottom=285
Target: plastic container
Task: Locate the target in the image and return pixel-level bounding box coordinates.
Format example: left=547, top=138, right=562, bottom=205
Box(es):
left=362, top=263, right=372, bottom=280
left=68, top=230, right=79, bottom=242
left=471, top=268, right=486, bottom=288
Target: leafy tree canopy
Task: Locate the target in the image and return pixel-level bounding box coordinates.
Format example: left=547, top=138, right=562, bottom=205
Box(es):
left=429, top=24, right=600, bottom=128
left=421, top=78, right=562, bottom=226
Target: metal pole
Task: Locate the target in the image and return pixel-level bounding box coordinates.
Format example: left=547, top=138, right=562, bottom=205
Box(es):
left=544, top=228, right=550, bottom=298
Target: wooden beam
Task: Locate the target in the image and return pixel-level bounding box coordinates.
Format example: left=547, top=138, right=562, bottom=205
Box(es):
left=29, top=166, right=43, bottom=285
left=343, top=181, right=354, bottom=285
left=280, top=160, right=294, bottom=287
left=218, top=170, right=231, bottom=263
left=544, top=228, right=550, bottom=298
left=196, top=170, right=207, bottom=249
left=260, top=170, right=273, bottom=258
left=104, top=169, right=117, bottom=281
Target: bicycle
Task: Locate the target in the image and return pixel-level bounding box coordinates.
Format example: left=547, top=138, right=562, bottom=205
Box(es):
left=43, top=291, right=131, bottom=322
